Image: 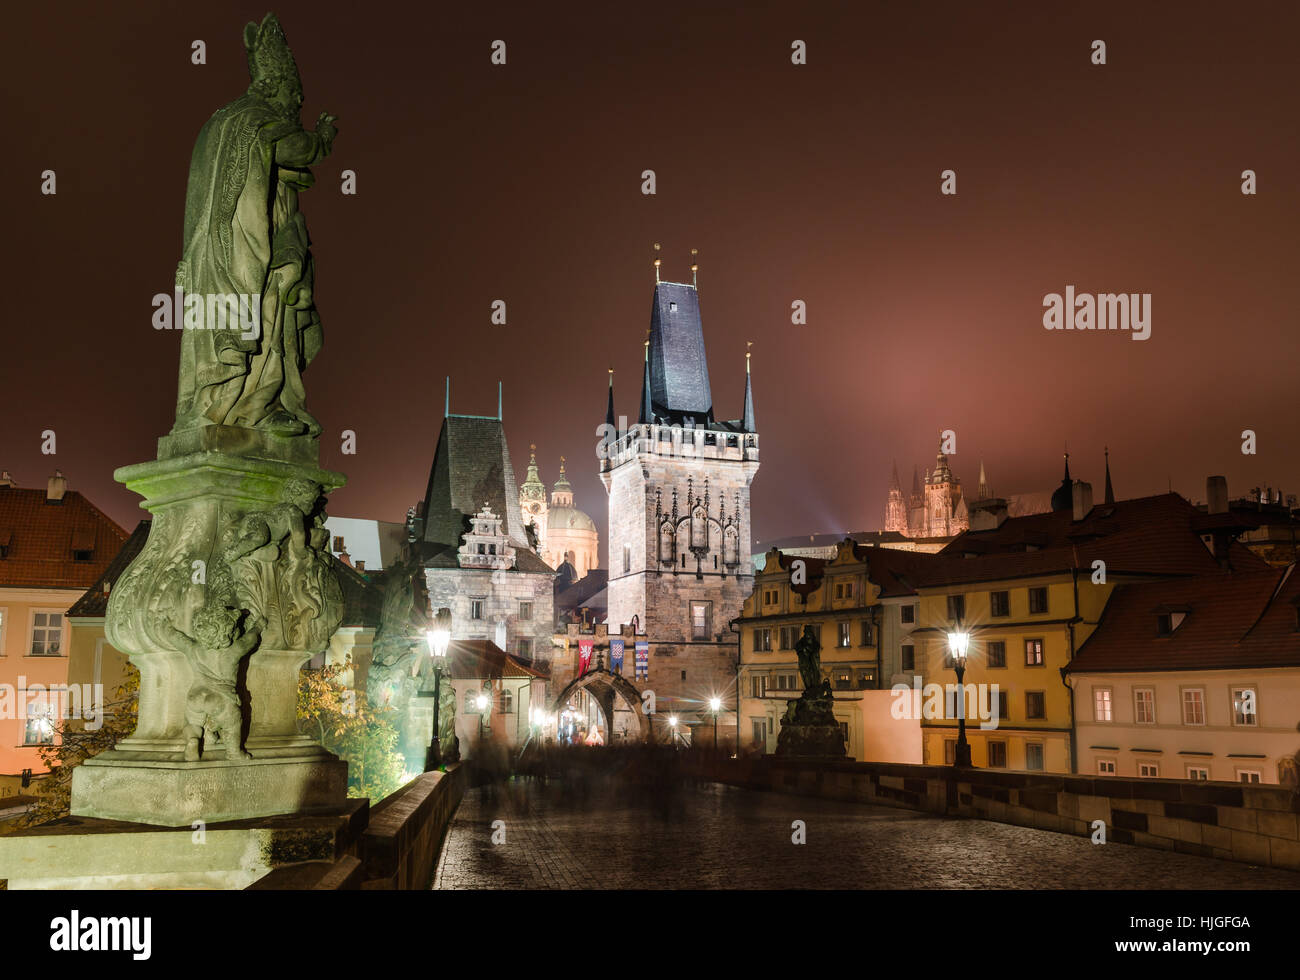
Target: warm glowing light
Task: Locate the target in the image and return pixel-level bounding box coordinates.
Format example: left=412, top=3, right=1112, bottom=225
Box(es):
left=708, top=696, right=721, bottom=712
left=947, top=631, right=970, bottom=661
left=476, top=695, right=489, bottom=710
left=668, top=715, right=678, bottom=728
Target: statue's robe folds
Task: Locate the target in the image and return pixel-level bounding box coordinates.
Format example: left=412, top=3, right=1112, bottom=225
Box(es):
left=173, top=93, right=324, bottom=434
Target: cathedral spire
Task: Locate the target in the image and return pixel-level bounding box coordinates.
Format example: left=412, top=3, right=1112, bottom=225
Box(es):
left=977, top=459, right=990, bottom=500
left=605, top=368, right=615, bottom=428
left=1104, top=447, right=1115, bottom=504
left=742, top=343, right=756, bottom=432
left=890, top=460, right=901, bottom=492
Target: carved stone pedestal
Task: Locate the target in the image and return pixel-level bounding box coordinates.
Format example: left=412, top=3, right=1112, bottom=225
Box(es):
left=775, top=692, right=847, bottom=758
left=68, top=446, right=348, bottom=826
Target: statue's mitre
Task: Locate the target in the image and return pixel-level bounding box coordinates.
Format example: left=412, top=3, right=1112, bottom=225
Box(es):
left=244, top=12, right=299, bottom=83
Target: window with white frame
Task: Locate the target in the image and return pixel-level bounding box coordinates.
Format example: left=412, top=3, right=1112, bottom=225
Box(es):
left=1181, top=688, right=1206, bottom=726
left=837, top=622, right=851, bottom=647
left=1231, top=687, right=1257, bottom=727
left=470, top=599, right=484, bottom=620
left=30, top=611, right=64, bottom=656
left=1186, top=765, right=1209, bottom=780
left=1138, top=761, right=1159, bottom=778
left=750, top=675, right=767, bottom=698
left=1094, top=688, right=1113, bottom=722
left=1025, top=742, right=1045, bottom=771
left=1097, top=758, right=1116, bottom=775
left=518, top=601, right=532, bottom=621
left=1237, top=769, right=1261, bottom=783
left=1134, top=687, right=1155, bottom=725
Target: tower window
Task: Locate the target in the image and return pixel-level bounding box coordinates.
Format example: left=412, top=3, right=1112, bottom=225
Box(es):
left=624, top=546, right=631, bottom=574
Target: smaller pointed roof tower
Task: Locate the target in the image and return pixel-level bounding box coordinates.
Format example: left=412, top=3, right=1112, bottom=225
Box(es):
left=639, top=336, right=653, bottom=424
left=1051, top=451, right=1073, bottom=511
left=605, top=369, right=616, bottom=429
left=931, top=434, right=953, bottom=484
left=977, top=460, right=990, bottom=500
left=551, top=457, right=574, bottom=507
left=1104, top=447, right=1115, bottom=504
left=742, top=342, right=756, bottom=432
left=521, top=445, right=545, bottom=504
left=890, top=460, right=902, bottom=492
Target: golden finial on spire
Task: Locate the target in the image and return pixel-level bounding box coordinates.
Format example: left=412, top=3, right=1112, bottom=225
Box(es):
left=746, top=340, right=752, bottom=372
left=690, top=247, right=699, bottom=288
left=653, top=242, right=661, bottom=283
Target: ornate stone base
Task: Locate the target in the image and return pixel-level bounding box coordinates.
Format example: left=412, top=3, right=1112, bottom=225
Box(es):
left=70, top=752, right=348, bottom=826
left=0, top=800, right=364, bottom=889
left=775, top=693, right=847, bottom=758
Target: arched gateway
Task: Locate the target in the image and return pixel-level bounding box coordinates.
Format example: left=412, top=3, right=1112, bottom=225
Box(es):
left=549, top=668, right=653, bottom=741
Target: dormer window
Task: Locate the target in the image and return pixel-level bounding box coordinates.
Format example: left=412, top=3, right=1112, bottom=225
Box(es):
left=669, top=301, right=678, bottom=312
left=72, top=549, right=93, bottom=562
left=1156, top=611, right=1187, bottom=636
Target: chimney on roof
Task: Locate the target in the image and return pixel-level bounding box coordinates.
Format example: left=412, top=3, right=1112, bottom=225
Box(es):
left=1071, top=480, right=1093, bottom=521
left=46, top=470, right=67, bottom=503
left=969, top=497, right=1009, bottom=531
left=1207, top=476, right=1228, bottom=514
left=0, top=471, right=14, bottom=487
left=355, top=559, right=366, bottom=572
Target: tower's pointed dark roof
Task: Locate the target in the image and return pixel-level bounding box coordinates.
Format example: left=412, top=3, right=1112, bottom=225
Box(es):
left=647, top=281, right=713, bottom=424
left=605, top=371, right=616, bottom=428
left=1104, top=448, right=1115, bottom=505
left=420, top=414, right=528, bottom=551
left=911, top=465, right=921, bottom=496
left=890, top=460, right=901, bottom=492
left=1051, top=453, right=1073, bottom=511
left=742, top=351, right=756, bottom=432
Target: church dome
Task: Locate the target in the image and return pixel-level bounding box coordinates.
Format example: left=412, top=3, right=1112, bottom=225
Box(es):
left=547, top=505, right=596, bottom=533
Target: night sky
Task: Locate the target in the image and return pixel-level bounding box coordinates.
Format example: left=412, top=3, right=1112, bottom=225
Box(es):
left=6, top=1, right=1300, bottom=563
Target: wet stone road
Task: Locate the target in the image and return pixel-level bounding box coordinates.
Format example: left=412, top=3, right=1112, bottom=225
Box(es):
left=434, top=777, right=1300, bottom=890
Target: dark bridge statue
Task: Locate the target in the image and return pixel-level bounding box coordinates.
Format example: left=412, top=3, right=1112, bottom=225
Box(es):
left=776, top=625, right=846, bottom=757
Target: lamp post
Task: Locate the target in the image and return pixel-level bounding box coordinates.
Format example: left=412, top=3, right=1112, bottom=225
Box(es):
left=424, top=607, right=451, bottom=771
left=668, top=714, right=679, bottom=748
left=709, top=696, right=721, bottom=750
left=947, top=629, right=973, bottom=768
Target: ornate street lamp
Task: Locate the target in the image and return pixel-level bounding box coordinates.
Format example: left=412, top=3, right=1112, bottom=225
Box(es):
left=709, top=696, right=721, bottom=750
left=947, top=629, right=973, bottom=767
left=424, top=606, right=451, bottom=771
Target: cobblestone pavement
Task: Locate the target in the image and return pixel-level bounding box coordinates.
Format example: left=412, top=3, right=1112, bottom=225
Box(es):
left=434, top=777, right=1300, bottom=889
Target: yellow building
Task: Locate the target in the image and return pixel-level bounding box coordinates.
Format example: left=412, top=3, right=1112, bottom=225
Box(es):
left=915, top=477, right=1268, bottom=773
left=735, top=539, right=935, bottom=759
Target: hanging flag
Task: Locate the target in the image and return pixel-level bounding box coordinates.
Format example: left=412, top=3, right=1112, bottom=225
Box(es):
left=635, top=640, right=649, bottom=680
left=579, top=638, right=593, bottom=675
left=610, top=638, right=625, bottom=673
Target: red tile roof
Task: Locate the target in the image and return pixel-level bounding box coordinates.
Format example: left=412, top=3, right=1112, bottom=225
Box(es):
left=1068, top=565, right=1300, bottom=672
left=928, top=493, right=1267, bottom=586
left=67, top=520, right=150, bottom=617
left=442, top=639, right=548, bottom=680
left=0, top=487, right=129, bottom=591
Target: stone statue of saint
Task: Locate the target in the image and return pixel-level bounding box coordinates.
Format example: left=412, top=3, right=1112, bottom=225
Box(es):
left=795, top=624, right=824, bottom=693
left=163, top=606, right=265, bottom=762
left=172, top=13, right=338, bottom=437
